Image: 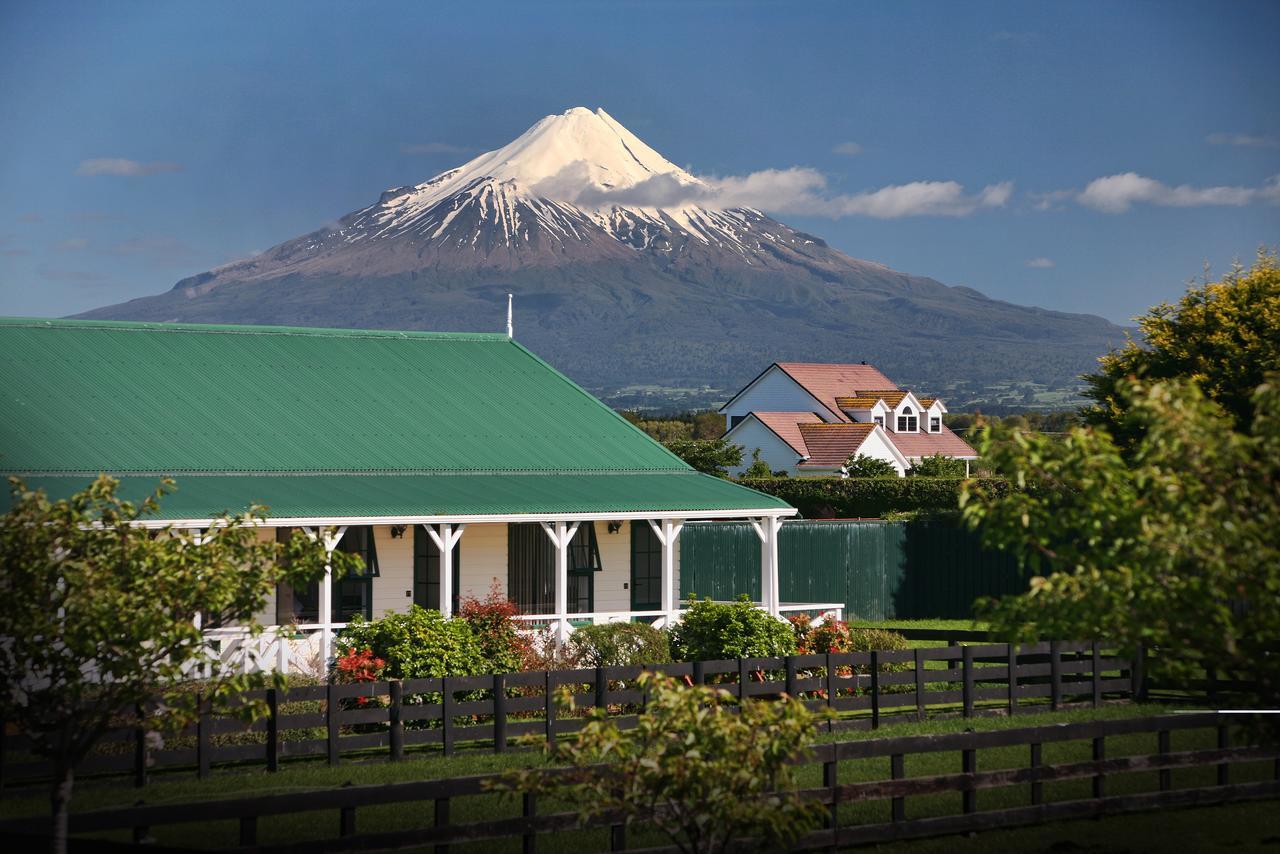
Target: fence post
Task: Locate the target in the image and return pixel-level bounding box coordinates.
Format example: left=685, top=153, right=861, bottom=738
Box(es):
left=390, top=681, right=404, bottom=761
left=826, top=653, right=837, bottom=721
left=914, top=648, right=925, bottom=722
left=1133, top=644, right=1147, bottom=701
left=435, top=796, right=451, bottom=854
left=962, top=645, right=975, bottom=718
left=1049, top=642, right=1062, bottom=711
left=0, top=719, right=6, bottom=798
left=1207, top=666, right=1219, bottom=704
left=891, top=753, right=905, bottom=822
left=738, top=658, right=750, bottom=703
left=340, top=804, right=357, bottom=837
left=327, top=682, right=340, bottom=766
left=239, top=816, right=257, bottom=847
left=493, top=674, right=507, bottom=754
left=610, top=823, right=626, bottom=851
left=197, top=694, right=211, bottom=780
left=595, top=667, right=607, bottom=714
left=693, top=659, right=705, bottom=687
left=962, top=748, right=976, bottom=813
left=1007, top=643, right=1017, bottom=717
left=442, top=677, right=455, bottom=757
left=1092, top=736, right=1105, bottom=798
left=823, top=754, right=838, bottom=830
left=785, top=655, right=797, bottom=698
left=522, top=793, right=537, bottom=854
left=1158, top=730, right=1171, bottom=791
left=1030, top=742, right=1043, bottom=805
left=1091, top=642, right=1102, bottom=708
left=545, top=671, right=557, bottom=752
left=869, top=651, right=881, bottom=729
left=134, top=704, right=147, bottom=788
left=266, top=688, right=279, bottom=772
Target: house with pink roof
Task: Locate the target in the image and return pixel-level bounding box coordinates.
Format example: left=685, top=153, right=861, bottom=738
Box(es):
left=720, top=362, right=978, bottom=477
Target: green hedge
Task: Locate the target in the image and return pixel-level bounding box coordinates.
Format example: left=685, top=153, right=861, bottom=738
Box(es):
left=736, top=477, right=1014, bottom=519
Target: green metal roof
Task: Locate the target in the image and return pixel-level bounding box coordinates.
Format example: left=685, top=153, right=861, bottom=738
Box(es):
left=0, top=318, right=790, bottom=518
left=6, top=473, right=789, bottom=522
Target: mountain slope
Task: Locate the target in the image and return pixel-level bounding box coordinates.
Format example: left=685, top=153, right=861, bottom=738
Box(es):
left=77, top=107, right=1123, bottom=407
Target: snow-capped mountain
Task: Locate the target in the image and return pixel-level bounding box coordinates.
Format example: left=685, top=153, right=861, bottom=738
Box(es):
left=78, top=107, right=1123, bottom=406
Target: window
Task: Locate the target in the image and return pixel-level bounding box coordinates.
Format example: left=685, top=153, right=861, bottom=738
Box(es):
left=508, top=523, right=601, bottom=615
left=414, top=525, right=461, bottom=614
left=729, top=414, right=747, bottom=429
left=630, top=523, right=662, bottom=612
left=275, top=526, right=378, bottom=624
left=873, top=415, right=884, bottom=427
left=930, top=416, right=941, bottom=432
left=896, top=406, right=918, bottom=432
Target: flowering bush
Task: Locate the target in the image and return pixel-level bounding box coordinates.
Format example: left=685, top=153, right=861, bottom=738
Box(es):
left=457, top=580, right=530, bottom=674
left=334, top=647, right=386, bottom=707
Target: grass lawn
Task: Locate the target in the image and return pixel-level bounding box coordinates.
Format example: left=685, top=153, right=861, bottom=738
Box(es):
left=7, top=701, right=1273, bottom=853
left=845, top=618, right=987, bottom=633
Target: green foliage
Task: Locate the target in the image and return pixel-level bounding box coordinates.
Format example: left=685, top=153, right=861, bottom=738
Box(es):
left=336, top=606, right=488, bottom=680
left=947, top=410, right=1080, bottom=435
left=907, top=453, right=967, bottom=478
left=739, top=476, right=1011, bottom=519
left=961, top=377, right=1280, bottom=706
left=741, top=448, right=774, bottom=479
left=663, top=437, right=743, bottom=477
left=456, top=581, right=530, bottom=675
left=669, top=595, right=796, bottom=661
left=0, top=475, right=350, bottom=850
left=842, top=454, right=899, bottom=478
left=1084, top=251, right=1280, bottom=448
left=567, top=622, right=671, bottom=667
left=502, top=672, right=825, bottom=853
left=620, top=409, right=726, bottom=441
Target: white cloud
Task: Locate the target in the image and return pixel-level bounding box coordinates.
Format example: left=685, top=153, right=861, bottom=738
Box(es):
left=76, top=158, right=182, bottom=177
left=1207, top=132, right=1278, bottom=149
left=1026, top=257, right=1055, bottom=268
left=401, top=142, right=471, bottom=155
left=539, top=164, right=1013, bottom=219
left=1077, top=172, right=1276, bottom=213
left=831, top=142, right=863, bottom=156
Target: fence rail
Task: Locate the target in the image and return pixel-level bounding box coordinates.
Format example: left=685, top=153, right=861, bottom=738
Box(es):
left=2, top=712, right=1274, bottom=852
left=2, top=640, right=1140, bottom=788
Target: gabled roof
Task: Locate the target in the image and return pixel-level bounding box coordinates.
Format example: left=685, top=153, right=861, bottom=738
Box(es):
left=886, top=426, right=978, bottom=460
left=834, top=396, right=884, bottom=410
left=857, top=389, right=909, bottom=407
left=735, top=411, right=821, bottom=458
left=795, top=422, right=877, bottom=467
left=774, top=363, right=895, bottom=422
left=0, top=318, right=790, bottom=519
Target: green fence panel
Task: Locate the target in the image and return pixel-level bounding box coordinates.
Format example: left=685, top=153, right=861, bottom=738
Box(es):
left=680, top=519, right=1026, bottom=620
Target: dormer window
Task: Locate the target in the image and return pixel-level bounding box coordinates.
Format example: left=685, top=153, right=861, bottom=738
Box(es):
left=897, top=406, right=918, bottom=432
left=930, top=416, right=941, bottom=432
left=874, top=415, right=884, bottom=427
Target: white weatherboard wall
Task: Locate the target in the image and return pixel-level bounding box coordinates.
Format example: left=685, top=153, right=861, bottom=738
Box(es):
left=725, top=418, right=802, bottom=477
left=856, top=430, right=907, bottom=477
left=722, top=366, right=832, bottom=425
left=372, top=525, right=414, bottom=618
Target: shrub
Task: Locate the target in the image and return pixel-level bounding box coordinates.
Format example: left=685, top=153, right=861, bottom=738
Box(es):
left=738, top=476, right=1014, bottom=518
left=907, top=454, right=968, bottom=478
left=457, top=580, right=530, bottom=674
left=669, top=595, right=796, bottom=661
left=842, top=454, right=899, bottom=478
left=505, top=672, right=825, bottom=852
left=335, top=606, right=487, bottom=680
left=568, top=622, right=671, bottom=667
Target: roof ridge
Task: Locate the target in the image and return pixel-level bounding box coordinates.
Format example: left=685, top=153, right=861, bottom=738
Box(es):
left=0, top=316, right=512, bottom=341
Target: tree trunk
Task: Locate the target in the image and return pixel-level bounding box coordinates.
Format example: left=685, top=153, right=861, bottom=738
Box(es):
left=50, top=761, right=73, bottom=854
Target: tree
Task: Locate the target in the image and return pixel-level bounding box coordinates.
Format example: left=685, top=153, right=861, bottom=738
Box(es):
left=960, top=377, right=1280, bottom=706
left=0, top=476, right=353, bottom=852
left=741, top=449, right=774, bottom=479
left=503, top=672, right=824, bottom=853
left=1084, top=251, right=1280, bottom=448
left=907, top=454, right=967, bottom=477
left=842, top=453, right=898, bottom=478
left=663, top=437, right=743, bottom=477
left=692, top=410, right=726, bottom=439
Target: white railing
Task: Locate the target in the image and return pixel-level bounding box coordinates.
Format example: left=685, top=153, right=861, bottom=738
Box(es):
left=512, top=602, right=845, bottom=637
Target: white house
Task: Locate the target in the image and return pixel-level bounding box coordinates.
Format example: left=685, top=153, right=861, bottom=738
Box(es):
left=0, top=319, right=842, bottom=676
left=720, top=362, right=977, bottom=477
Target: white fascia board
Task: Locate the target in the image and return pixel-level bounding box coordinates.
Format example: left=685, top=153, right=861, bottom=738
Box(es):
left=893, top=391, right=924, bottom=416
left=125, top=507, right=799, bottom=530
left=871, top=425, right=913, bottom=470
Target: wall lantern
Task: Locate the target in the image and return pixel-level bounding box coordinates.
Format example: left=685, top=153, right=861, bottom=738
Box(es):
left=607, top=522, right=622, bottom=534
left=390, top=525, right=407, bottom=539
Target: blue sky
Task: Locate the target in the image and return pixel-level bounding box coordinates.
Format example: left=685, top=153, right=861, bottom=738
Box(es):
left=1, top=0, right=1277, bottom=324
